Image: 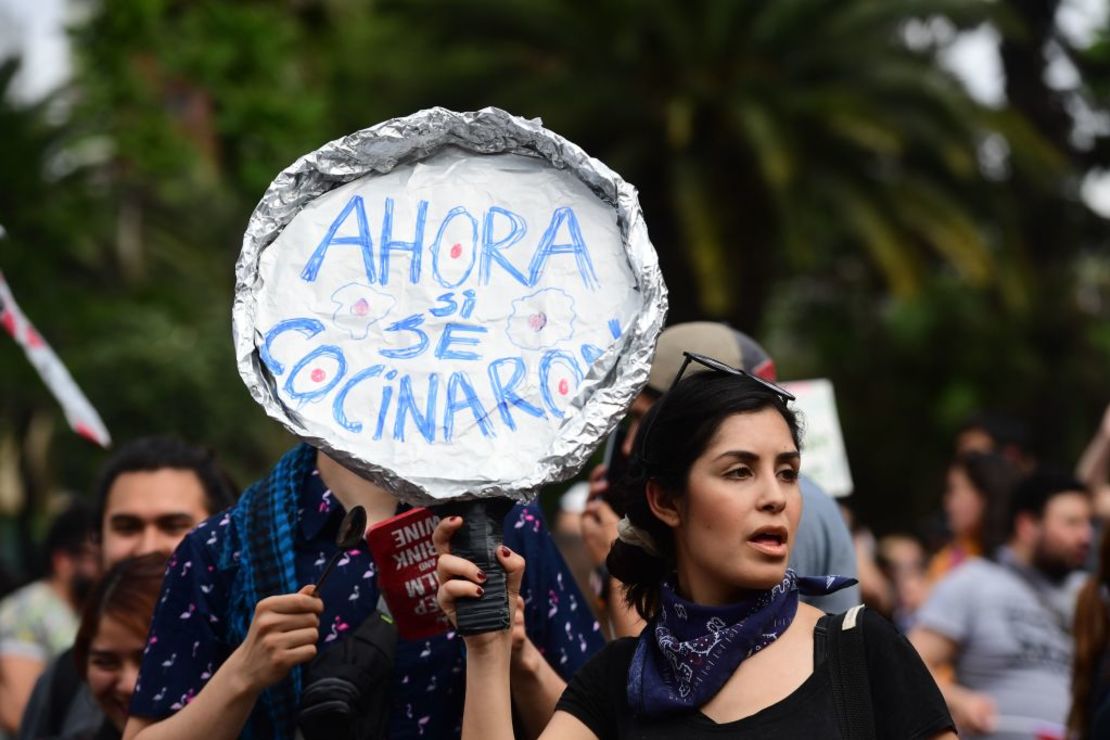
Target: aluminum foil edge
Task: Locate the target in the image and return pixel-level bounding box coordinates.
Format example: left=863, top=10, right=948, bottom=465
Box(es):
left=233, top=107, right=667, bottom=504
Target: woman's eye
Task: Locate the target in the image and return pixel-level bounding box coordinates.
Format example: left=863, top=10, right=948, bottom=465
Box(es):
left=91, top=656, right=120, bottom=670
left=725, top=467, right=751, bottom=479
left=778, top=468, right=799, bottom=482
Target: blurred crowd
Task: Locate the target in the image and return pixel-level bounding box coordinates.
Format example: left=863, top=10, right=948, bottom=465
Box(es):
left=0, top=323, right=1108, bottom=740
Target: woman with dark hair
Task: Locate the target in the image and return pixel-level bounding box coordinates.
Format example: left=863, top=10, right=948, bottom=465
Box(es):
left=1069, top=525, right=1110, bottom=739
left=435, top=358, right=956, bottom=739
left=927, top=451, right=1021, bottom=584
left=69, top=554, right=168, bottom=740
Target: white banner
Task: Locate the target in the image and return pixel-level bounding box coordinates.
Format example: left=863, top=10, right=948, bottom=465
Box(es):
left=0, top=271, right=111, bottom=448
left=780, top=378, right=852, bottom=498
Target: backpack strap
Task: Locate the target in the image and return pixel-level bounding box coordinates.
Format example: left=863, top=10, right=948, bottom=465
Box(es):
left=818, top=605, right=875, bottom=740
left=814, top=613, right=830, bottom=665
left=40, top=646, right=83, bottom=735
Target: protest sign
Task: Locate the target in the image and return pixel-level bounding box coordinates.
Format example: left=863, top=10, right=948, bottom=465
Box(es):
left=0, top=270, right=111, bottom=448
left=235, top=108, right=666, bottom=506
left=780, top=378, right=853, bottom=497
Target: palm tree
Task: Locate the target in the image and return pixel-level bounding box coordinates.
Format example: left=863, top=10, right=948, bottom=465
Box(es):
left=347, top=0, right=1063, bottom=326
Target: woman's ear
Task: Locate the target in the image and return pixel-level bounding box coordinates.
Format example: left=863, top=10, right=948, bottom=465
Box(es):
left=646, top=480, right=681, bottom=528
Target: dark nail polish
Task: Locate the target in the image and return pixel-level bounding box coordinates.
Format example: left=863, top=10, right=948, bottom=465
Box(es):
left=475, top=586, right=484, bottom=597
left=476, top=569, right=487, bottom=582
left=499, top=546, right=512, bottom=558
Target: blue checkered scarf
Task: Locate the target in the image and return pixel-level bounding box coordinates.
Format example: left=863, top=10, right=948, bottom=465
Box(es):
left=220, top=443, right=315, bottom=739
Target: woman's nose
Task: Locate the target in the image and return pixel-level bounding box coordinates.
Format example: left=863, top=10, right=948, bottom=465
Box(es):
left=758, top=476, right=788, bottom=513
left=118, top=661, right=140, bottom=698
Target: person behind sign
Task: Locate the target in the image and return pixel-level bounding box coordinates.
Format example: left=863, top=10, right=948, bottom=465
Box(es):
left=436, top=359, right=956, bottom=739
left=123, top=445, right=601, bottom=740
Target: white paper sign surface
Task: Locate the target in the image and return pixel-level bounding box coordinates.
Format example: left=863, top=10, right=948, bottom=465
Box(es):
left=780, top=378, right=853, bottom=498
left=254, top=148, right=643, bottom=495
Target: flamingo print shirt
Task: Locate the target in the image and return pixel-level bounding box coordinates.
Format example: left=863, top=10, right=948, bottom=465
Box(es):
left=129, top=467, right=603, bottom=739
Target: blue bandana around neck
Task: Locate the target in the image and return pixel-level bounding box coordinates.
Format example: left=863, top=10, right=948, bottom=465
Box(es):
left=627, top=569, right=856, bottom=717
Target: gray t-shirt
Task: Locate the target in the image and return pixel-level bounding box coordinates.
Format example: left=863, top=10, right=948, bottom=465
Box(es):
left=916, top=556, right=1082, bottom=739
left=18, top=650, right=103, bottom=740
left=789, top=476, right=860, bottom=613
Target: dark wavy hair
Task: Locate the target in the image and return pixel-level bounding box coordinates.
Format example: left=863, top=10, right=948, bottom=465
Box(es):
left=606, top=371, right=800, bottom=620
left=948, top=451, right=1022, bottom=559
left=1069, top=523, right=1110, bottom=739
left=42, top=500, right=97, bottom=576
left=93, top=436, right=239, bottom=527
left=1007, top=469, right=1088, bottom=537
left=73, top=553, right=168, bottom=680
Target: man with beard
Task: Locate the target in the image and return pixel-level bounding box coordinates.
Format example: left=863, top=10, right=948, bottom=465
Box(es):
left=0, top=502, right=98, bottom=734
left=910, top=471, right=1093, bottom=740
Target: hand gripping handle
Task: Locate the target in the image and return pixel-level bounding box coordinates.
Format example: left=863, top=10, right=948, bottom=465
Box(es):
left=439, top=497, right=515, bottom=635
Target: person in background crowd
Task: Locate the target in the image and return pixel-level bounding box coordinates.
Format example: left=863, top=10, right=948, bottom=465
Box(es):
left=123, top=443, right=601, bottom=740
left=581, top=322, right=859, bottom=638
left=910, top=470, right=1093, bottom=739
left=1068, top=524, right=1110, bottom=739
left=0, top=503, right=99, bottom=734
left=927, top=451, right=1021, bottom=585
left=0, top=565, right=18, bottom=602
left=876, top=533, right=930, bottom=631
left=838, top=503, right=894, bottom=616
left=555, top=483, right=590, bottom=541
left=437, top=363, right=955, bottom=739
left=69, top=554, right=168, bottom=740
left=19, top=437, right=237, bottom=740
left=955, top=411, right=1035, bottom=472
left=1076, top=402, right=1110, bottom=570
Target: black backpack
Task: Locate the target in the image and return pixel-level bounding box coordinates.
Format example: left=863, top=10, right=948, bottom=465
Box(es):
left=814, top=605, right=876, bottom=740
left=297, top=609, right=397, bottom=740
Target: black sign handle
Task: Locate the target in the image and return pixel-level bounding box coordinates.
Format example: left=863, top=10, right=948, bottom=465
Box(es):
left=438, top=497, right=515, bottom=635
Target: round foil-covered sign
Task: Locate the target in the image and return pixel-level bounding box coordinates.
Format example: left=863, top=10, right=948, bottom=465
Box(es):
left=234, top=108, right=666, bottom=504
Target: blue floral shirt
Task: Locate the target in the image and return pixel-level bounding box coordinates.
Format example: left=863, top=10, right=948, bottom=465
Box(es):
left=130, top=467, right=602, bottom=738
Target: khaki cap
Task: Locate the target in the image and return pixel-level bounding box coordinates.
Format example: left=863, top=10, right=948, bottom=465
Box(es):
left=646, top=322, right=776, bottom=394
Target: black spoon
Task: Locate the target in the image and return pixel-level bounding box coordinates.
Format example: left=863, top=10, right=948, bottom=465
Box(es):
left=311, top=505, right=368, bottom=597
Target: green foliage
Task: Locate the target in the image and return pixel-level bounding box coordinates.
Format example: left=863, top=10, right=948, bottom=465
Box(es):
left=71, top=1, right=328, bottom=198
left=0, top=0, right=1107, bottom=543
left=356, top=0, right=1068, bottom=323
left=763, top=266, right=1107, bottom=530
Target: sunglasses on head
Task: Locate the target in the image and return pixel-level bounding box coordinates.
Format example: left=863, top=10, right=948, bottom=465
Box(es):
left=636, top=352, right=795, bottom=470
left=669, top=352, right=795, bottom=401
